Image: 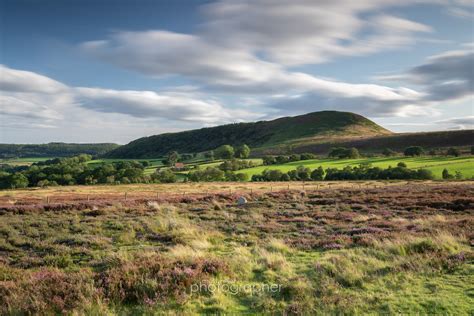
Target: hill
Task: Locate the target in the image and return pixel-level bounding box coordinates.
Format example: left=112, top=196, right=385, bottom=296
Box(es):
left=0, top=142, right=120, bottom=158
left=105, top=111, right=391, bottom=158
left=284, top=130, right=474, bottom=155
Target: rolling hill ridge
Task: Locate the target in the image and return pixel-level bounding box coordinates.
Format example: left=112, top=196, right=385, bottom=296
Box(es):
left=105, top=111, right=391, bottom=158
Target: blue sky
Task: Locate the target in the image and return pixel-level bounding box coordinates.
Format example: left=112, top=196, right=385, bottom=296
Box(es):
left=1, top=0, right=473, bottom=144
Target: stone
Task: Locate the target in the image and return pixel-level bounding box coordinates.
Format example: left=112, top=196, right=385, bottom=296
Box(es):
left=237, top=196, right=247, bottom=206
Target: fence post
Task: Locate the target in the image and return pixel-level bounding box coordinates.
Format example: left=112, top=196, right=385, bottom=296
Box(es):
left=270, top=186, right=272, bottom=192
left=46, top=196, right=50, bottom=204
left=124, top=192, right=127, bottom=200
left=87, top=194, right=90, bottom=201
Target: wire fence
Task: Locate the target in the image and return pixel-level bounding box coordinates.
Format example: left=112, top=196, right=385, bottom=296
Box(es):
left=2, top=180, right=469, bottom=206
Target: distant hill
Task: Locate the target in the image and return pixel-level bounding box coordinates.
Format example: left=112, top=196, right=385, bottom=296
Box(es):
left=105, top=111, right=392, bottom=158
left=0, top=142, right=120, bottom=158
left=267, top=129, right=474, bottom=155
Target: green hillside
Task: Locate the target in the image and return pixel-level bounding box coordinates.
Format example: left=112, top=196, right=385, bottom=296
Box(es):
left=0, top=142, right=120, bottom=158
left=105, top=111, right=391, bottom=158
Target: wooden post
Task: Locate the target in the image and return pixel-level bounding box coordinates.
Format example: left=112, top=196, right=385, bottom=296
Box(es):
left=46, top=196, right=50, bottom=204
left=287, top=184, right=290, bottom=190
left=156, top=192, right=159, bottom=199
left=124, top=192, right=127, bottom=200
left=250, top=188, right=253, bottom=194
left=87, top=194, right=90, bottom=201
left=270, top=186, right=272, bottom=192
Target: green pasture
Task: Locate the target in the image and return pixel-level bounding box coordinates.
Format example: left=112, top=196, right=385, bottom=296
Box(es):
left=238, top=156, right=474, bottom=179
left=0, top=157, right=52, bottom=166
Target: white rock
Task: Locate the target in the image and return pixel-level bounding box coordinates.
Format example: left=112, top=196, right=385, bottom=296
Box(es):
left=237, top=196, right=247, bottom=206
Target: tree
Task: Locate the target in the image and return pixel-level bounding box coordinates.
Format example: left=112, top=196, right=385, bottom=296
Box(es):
left=296, top=165, right=311, bottom=180
left=215, top=145, right=234, bottom=160
left=328, top=147, right=347, bottom=158
left=404, top=146, right=424, bottom=157
left=263, top=169, right=283, bottom=181
left=442, top=168, right=453, bottom=179
left=347, top=148, right=360, bottom=159
left=397, top=162, right=407, bottom=168
left=204, top=150, right=215, bottom=161
left=311, top=167, right=324, bottom=180
left=289, top=154, right=301, bottom=162
left=471, top=146, right=474, bottom=155
left=163, top=151, right=179, bottom=166
left=382, top=148, right=397, bottom=157
left=262, top=156, right=276, bottom=165
left=328, top=147, right=360, bottom=159
left=235, top=144, right=250, bottom=159
left=446, top=147, right=460, bottom=157
left=8, top=173, right=29, bottom=188
left=153, top=169, right=177, bottom=183
left=300, top=153, right=316, bottom=160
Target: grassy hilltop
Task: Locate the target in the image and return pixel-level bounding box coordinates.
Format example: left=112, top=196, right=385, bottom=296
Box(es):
left=105, top=111, right=391, bottom=158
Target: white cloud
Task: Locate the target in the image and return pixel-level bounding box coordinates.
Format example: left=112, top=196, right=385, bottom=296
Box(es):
left=377, top=47, right=474, bottom=102
left=435, top=116, right=474, bottom=130
left=0, top=65, right=262, bottom=137
left=80, top=0, right=458, bottom=119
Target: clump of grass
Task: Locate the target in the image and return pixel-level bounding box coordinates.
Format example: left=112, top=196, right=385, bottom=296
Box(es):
left=266, top=238, right=292, bottom=254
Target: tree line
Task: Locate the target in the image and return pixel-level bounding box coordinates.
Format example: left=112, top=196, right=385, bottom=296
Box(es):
left=0, top=155, right=177, bottom=189
left=251, top=163, right=436, bottom=182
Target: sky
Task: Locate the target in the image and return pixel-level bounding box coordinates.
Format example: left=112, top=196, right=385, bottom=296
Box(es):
left=0, top=0, right=473, bottom=144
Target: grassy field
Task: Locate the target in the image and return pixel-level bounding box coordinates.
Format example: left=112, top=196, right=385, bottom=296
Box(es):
left=239, top=156, right=474, bottom=179
left=2, top=155, right=473, bottom=180
left=0, top=157, right=51, bottom=166
left=0, top=182, right=472, bottom=314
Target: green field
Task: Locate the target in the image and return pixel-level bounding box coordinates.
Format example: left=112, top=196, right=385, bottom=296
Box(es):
left=238, top=156, right=474, bottom=179
left=3, top=156, right=473, bottom=180
left=0, top=157, right=52, bottom=166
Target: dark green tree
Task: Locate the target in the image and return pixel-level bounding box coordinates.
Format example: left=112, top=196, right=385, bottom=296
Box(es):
left=446, top=147, right=460, bottom=157
left=215, top=145, right=234, bottom=160
left=311, top=166, right=324, bottom=180
left=235, top=144, right=251, bottom=159
left=404, top=146, right=424, bottom=157
left=8, top=173, right=29, bottom=188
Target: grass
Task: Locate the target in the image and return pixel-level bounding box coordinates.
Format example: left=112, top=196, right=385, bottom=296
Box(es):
left=239, top=156, right=474, bottom=179
left=0, top=182, right=472, bottom=314
left=0, top=157, right=52, bottom=166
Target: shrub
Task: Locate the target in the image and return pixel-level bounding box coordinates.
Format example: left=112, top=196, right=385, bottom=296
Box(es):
left=310, top=167, right=324, bottom=180
left=446, top=147, right=460, bottom=157
left=262, top=169, right=283, bottom=181
left=262, top=156, right=277, bottom=165
left=397, top=162, right=407, bottom=168
left=188, top=167, right=225, bottom=182
left=404, top=146, right=424, bottom=156
left=328, top=147, right=360, bottom=159
left=219, top=159, right=255, bottom=171
left=382, top=148, right=397, bottom=156
left=152, top=169, right=177, bottom=183
left=442, top=168, right=453, bottom=179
